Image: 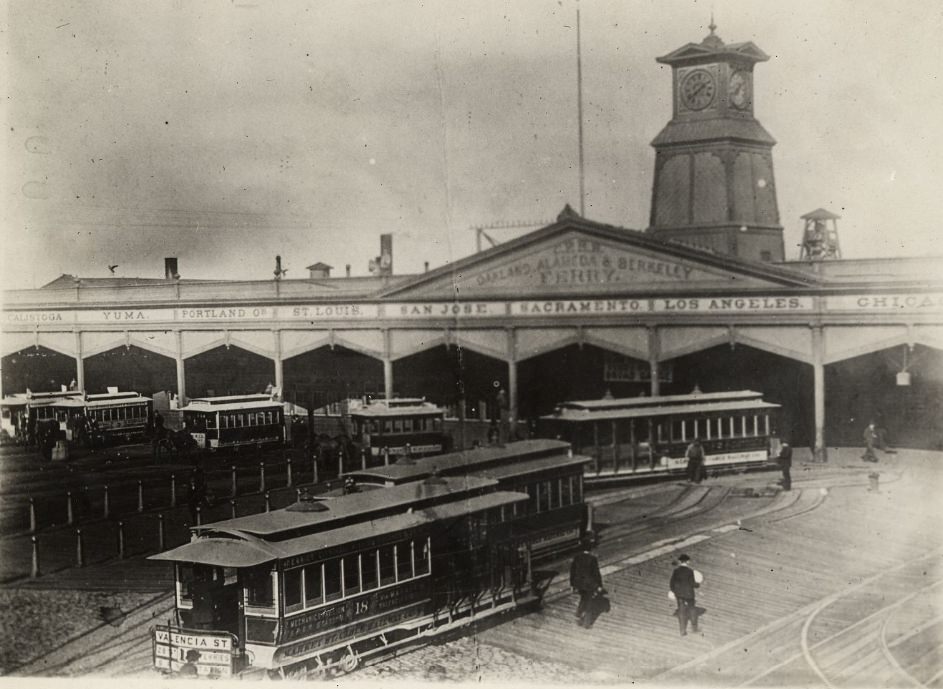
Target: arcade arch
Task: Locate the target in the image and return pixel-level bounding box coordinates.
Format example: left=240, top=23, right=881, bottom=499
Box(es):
left=282, top=345, right=384, bottom=409
left=2, top=346, right=77, bottom=393
left=184, top=345, right=275, bottom=398
left=83, top=345, right=176, bottom=396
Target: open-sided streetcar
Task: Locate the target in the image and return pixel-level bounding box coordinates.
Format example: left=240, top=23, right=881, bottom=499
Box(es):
left=343, top=439, right=590, bottom=562
left=150, top=467, right=567, bottom=678
left=347, top=397, right=451, bottom=462
left=182, top=394, right=285, bottom=451
left=538, top=390, right=781, bottom=483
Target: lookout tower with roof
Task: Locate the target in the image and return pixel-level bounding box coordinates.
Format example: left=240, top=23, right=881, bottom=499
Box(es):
left=798, top=208, right=842, bottom=260
left=648, top=19, right=784, bottom=262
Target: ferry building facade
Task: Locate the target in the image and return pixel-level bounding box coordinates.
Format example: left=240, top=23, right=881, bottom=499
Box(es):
left=3, top=27, right=942, bottom=455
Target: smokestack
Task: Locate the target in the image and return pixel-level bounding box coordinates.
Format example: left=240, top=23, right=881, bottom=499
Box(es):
left=424, top=261, right=429, bottom=273
left=346, top=264, right=351, bottom=278
left=164, top=257, right=178, bottom=280
left=379, top=234, right=393, bottom=276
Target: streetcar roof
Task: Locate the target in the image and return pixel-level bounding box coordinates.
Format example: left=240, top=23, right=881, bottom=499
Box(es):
left=349, top=399, right=444, bottom=417
left=182, top=400, right=282, bottom=412
left=150, top=491, right=525, bottom=567
left=553, top=390, right=764, bottom=412
left=186, top=394, right=275, bottom=405
left=56, top=395, right=151, bottom=408
left=541, top=398, right=780, bottom=422
left=345, top=439, right=574, bottom=483
left=0, top=397, right=28, bottom=407
left=195, top=474, right=497, bottom=538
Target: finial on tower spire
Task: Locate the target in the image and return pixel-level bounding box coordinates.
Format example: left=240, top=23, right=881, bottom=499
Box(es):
left=709, top=12, right=717, bottom=35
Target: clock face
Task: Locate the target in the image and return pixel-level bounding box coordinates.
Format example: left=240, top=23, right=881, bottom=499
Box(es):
left=728, top=71, right=751, bottom=110
left=680, top=69, right=716, bottom=111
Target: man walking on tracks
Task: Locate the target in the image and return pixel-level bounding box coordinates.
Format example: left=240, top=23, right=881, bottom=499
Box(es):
left=778, top=441, right=793, bottom=491
left=685, top=438, right=705, bottom=483
left=862, top=421, right=879, bottom=462
left=669, top=554, right=704, bottom=636
left=570, top=538, right=604, bottom=629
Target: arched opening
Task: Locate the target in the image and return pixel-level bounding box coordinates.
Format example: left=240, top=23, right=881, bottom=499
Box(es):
left=826, top=344, right=943, bottom=450
left=393, top=346, right=506, bottom=420
left=184, top=346, right=274, bottom=398
left=282, top=345, right=384, bottom=409
left=2, top=346, right=77, bottom=393
left=83, top=345, right=176, bottom=396
left=518, top=345, right=651, bottom=423
left=666, top=344, right=814, bottom=448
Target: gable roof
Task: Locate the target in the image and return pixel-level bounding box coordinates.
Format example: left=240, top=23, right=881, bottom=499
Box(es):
left=379, top=208, right=819, bottom=299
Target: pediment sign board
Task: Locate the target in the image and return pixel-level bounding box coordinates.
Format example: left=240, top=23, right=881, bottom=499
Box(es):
left=392, top=230, right=780, bottom=298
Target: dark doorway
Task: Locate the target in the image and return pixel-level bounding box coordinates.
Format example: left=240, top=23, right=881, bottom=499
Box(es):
left=2, top=346, right=77, bottom=393
left=184, top=346, right=274, bottom=398
left=84, top=345, right=176, bottom=396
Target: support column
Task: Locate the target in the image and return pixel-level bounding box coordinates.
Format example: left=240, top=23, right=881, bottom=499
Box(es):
left=506, top=328, right=518, bottom=431
left=811, top=325, right=826, bottom=462
left=382, top=329, right=393, bottom=400
left=74, top=331, right=85, bottom=391
left=175, top=330, right=187, bottom=407
left=647, top=326, right=661, bottom=397
left=272, top=330, right=284, bottom=395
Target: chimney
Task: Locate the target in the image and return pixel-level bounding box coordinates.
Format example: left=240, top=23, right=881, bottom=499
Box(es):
left=379, top=234, right=393, bottom=275
left=164, top=257, right=178, bottom=280
left=424, top=261, right=429, bottom=273
left=345, top=264, right=351, bottom=278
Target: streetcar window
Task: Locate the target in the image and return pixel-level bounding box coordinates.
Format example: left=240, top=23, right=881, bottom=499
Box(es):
left=383, top=420, right=392, bottom=434
left=177, top=564, right=195, bottom=606
left=258, top=412, right=266, bottom=426
left=561, top=475, right=573, bottom=505
left=416, top=539, right=430, bottom=575
left=396, top=544, right=412, bottom=581
left=343, top=554, right=361, bottom=596
left=393, top=419, right=403, bottom=433
left=245, top=567, right=274, bottom=607
left=324, top=560, right=341, bottom=602
left=361, top=550, right=378, bottom=590
left=573, top=475, right=583, bottom=504
left=284, top=568, right=303, bottom=613
left=537, top=482, right=550, bottom=513
left=379, top=546, right=396, bottom=586
left=526, top=484, right=537, bottom=512
left=206, top=414, right=216, bottom=429
left=368, top=420, right=379, bottom=434
left=303, top=563, right=323, bottom=606
left=266, top=411, right=273, bottom=425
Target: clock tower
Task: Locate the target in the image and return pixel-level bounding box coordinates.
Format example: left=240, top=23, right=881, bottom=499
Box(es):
left=648, top=22, right=784, bottom=262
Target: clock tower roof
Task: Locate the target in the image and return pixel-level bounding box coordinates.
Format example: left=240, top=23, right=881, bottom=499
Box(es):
left=657, top=24, right=769, bottom=68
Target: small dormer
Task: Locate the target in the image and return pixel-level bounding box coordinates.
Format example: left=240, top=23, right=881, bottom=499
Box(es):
left=306, top=262, right=333, bottom=280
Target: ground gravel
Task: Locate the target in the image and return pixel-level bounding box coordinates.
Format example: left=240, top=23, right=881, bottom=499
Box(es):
left=0, top=588, right=160, bottom=674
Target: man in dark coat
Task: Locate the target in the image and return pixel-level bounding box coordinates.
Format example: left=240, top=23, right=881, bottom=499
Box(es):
left=685, top=439, right=705, bottom=483
left=569, top=539, right=603, bottom=629
left=670, top=554, right=703, bottom=636
left=779, top=441, right=793, bottom=490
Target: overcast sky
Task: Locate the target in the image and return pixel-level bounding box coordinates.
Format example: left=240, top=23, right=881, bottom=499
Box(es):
left=3, top=0, right=942, bottom=289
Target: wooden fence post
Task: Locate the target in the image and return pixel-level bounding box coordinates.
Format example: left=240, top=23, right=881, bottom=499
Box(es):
left=170, top=474, right=177, bottom=508
left=231, top=465, right=238, bottom=497
left=157, top=513, right=165, bottom=551
left=29, top=498, right=37, bottom=533
left=264, top=491, right=271, bottom=513
left=67, top=491, right=74, bottom=526
left=259, top=462, right=266, bottom=493
left=75, top=529, right=85, bottom=568
left=31, top=536, right=40, bottom=578
left=118, top=521, right=125, bottom=559
left=286, top=457, right=293, bottom=488
left=138, top=480, right=144, bottom=513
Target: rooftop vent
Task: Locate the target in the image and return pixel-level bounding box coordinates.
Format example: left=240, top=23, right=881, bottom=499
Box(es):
left=287, top=488, right=330, bottom=512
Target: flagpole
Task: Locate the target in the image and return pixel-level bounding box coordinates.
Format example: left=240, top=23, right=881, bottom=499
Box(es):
left=576, top=3, right=585, bottom=216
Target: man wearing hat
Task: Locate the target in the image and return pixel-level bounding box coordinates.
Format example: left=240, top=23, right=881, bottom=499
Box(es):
left=569, top=538, right=604, bottom=629
left=779, top=441, right=792, bottom=491
left=669, top=554, right=704, bottom=636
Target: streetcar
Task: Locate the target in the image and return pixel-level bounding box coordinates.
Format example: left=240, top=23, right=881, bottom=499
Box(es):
left=347, top=397, right=451, bottom=463
left=343, top=439, right=590, bottom=561
left=150, top=472, right=556, bottom=678
left=537, top=390, right=781, bottom=482
left=55, top=389, right=153, bottom=443
left=0, top=395, right=28, bottom=443
left=181, top=394, right=285, bottom=451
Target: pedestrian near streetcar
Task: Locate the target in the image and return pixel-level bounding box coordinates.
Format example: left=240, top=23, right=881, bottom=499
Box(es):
left=862, top=421, right=879, bottom=462
left=669, top=554, right=704, bottom=636
left=778, top=441, right=792, bottom=490
left=570, top=538, right=604, bottom=629
left=685, top=438, right=705, bottom=483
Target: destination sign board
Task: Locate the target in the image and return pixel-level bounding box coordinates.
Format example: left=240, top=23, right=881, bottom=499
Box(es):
left=826, top=293, right=943, bottom=313
left=153, top=626, right=235, bottom=677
